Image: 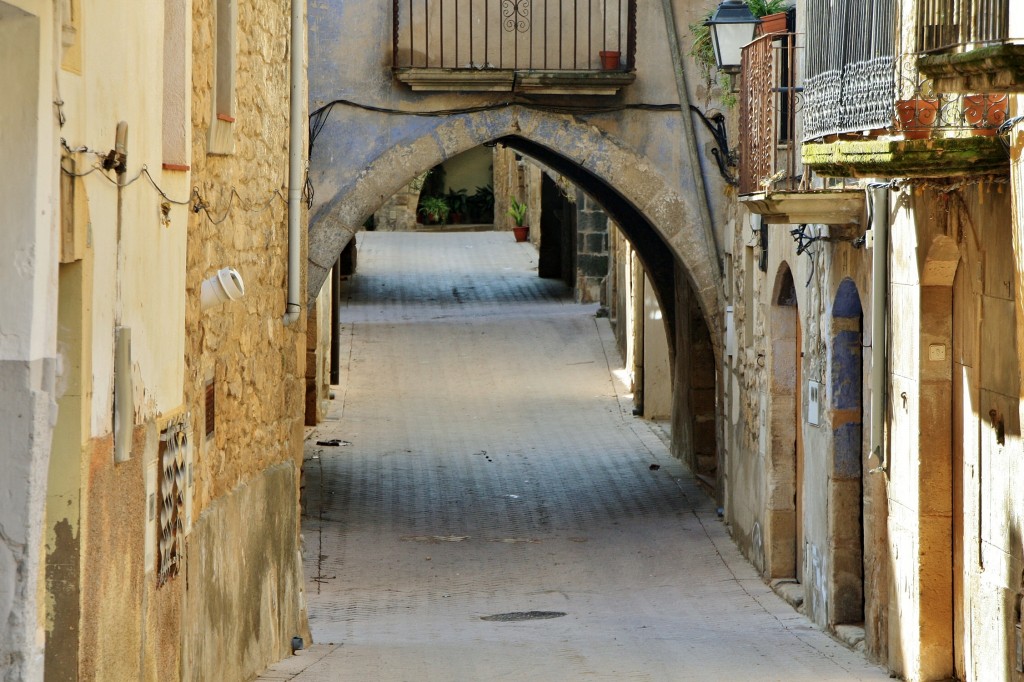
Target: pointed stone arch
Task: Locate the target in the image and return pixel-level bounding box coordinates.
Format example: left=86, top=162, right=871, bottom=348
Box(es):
left=306, top=106, right=722, bottom=353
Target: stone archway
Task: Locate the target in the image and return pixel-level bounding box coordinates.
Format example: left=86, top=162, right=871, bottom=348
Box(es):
left=305, top=107, right=722, bottom=356
left=765, top=263, right=800, bottom=580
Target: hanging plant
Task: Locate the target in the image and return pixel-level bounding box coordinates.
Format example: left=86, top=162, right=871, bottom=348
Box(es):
left=688, top=10, right=717, bottom=92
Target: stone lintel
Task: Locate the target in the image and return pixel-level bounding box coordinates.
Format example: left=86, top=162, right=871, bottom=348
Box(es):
left=739, top=189, right=866, bottom=226
left=801, top=137, right=1009, bottom=178
left=393, top=68, right=635, bottom=95
left=918, top=43, right=1024, bottom=94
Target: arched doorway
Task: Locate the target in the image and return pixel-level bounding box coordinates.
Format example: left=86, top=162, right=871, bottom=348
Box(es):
left=830, top=278, right=863, bottom=627
left=766, top=264, right=800, bottom=581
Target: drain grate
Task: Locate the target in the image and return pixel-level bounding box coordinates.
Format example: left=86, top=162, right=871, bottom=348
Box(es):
left=480, top=611, right=567, bottom=622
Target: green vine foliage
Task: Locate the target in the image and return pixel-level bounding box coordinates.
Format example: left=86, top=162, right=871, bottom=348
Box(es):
left=688, top=2, right=790, bottom=104
left=746, top=0, right=790, bottom=17
left=688, top=10, right=716, bottom=91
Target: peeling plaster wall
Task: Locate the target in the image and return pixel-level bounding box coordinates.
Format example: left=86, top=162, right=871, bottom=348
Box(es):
left=1, top=3, right=66, bottom=680
left=29, top=0, right=311, bottom=679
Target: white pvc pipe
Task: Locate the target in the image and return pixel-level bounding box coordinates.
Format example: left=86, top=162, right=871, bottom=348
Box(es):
left=284, top=0, right=304, bottom=325
left=869, top=186, right=889, bottom=466
left=201, top=267, right=246, bottom=311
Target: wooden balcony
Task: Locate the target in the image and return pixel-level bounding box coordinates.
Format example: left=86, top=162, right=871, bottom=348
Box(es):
left=392, top=0, right=637, bottom=95
left=916, top=0, right=1024, bottom=92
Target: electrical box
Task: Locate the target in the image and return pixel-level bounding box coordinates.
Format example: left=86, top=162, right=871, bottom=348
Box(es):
left=145, top=455, right=157, bottom=574
left=808, top=380, right=820, bottom=426
left=725, top=306, right=736, bottom=358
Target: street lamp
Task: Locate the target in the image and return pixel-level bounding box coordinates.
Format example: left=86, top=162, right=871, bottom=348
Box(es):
left=705, top=0, right=759, bottom=74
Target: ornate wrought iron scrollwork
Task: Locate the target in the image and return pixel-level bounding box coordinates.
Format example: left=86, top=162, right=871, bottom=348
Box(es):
left=501, top=0, right=530, bottom=33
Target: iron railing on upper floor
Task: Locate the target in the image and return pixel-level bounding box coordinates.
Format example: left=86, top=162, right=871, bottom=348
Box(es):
left=917, top=0, right=1010, bottom=53
left=392, top=0, right=637, bottom=71
left=801, top=0, right=1008, bottom=140
left=739, top=32, right=799, bottom=195
left=802, top=0, right=897, bottom=140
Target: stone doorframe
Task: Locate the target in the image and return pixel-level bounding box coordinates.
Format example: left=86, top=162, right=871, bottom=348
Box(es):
left=917, top=233, right=960, bottom=678
left=304, top=106, right=723, bottom=361
left=765, top=263, right=800, bottom=580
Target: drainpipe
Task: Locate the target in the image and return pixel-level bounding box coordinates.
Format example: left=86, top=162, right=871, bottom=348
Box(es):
left=658, top=0, right=723, bottom=278
left=869, top=186, right=889, bottom=469
left=284, top=0, right=305, bottom=326
left=330, top=255, right=341, bottom=384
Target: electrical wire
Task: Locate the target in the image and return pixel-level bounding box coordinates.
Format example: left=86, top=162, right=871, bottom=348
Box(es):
left=308, top=97, right=680, bottom=158
left=59, top=158, right=287, bottom=223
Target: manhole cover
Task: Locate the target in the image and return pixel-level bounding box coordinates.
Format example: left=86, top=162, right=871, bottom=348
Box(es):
left=480, top=611, right=567, bottom=622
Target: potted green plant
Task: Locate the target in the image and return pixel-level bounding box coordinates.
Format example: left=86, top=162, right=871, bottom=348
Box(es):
left=507, top=196, right=529, bottom=242
left=467, top=183, right=494, bottom=223
left=418, top=196, right=450, bottom=225
left=445, top=188, right=469, bottom=223
left=748, top=0, right=791, bottom=34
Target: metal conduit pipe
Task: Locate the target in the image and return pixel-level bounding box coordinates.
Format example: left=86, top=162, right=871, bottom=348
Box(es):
left=658, top=0, right=723, bottom=278
left=869, top=186, right=889, bottom=468
left=284, top=0, right=305, bottom=326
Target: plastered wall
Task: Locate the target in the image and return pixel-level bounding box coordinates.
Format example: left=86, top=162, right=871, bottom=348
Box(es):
left=30, top=0, right=311, bottom=679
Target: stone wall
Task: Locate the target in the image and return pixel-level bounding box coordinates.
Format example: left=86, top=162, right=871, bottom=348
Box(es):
left=374, top=173, right=424, bottom=231
left=574, top=190, right=610, bottom=305
left=181, top=0, right=311, bottom=678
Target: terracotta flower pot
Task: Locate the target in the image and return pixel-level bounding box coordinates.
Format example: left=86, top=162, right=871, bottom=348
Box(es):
left=759, top=12, right=788, bottom=36
left=895, top=99, right=939, bottom=140
left=599, top=50, right=621, bottom=71
left=962, top=94, right=1008, bottom=136
left=512, top=225, right=529, bottom=242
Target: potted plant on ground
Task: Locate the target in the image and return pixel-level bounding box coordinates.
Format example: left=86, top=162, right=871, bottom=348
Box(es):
left=445, top=188, right=469, bottom=223
left=467, top=183, right=495, bottom=224
left=418, top=196, right=450, bottom=226
left=507, top=197, right=529, bottom=242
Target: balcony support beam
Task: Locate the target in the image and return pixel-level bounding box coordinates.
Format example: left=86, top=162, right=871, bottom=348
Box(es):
left=919, top=43, right=1024, bottom=93
left=802, top=137, right=1010, bottom=179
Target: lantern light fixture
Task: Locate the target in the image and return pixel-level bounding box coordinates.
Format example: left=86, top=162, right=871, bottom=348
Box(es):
left=705, top=0, right=760, bottom=74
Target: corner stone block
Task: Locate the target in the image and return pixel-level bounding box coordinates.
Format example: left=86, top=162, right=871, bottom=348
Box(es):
left=578, top=254, right=610, bottom=278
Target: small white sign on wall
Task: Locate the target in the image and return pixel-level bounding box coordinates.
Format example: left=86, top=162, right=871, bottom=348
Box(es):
left=808, top=380, right=820, bottom=426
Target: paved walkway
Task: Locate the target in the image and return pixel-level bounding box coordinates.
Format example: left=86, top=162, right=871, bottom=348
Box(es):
left=258, top=232, right=887, bottom=681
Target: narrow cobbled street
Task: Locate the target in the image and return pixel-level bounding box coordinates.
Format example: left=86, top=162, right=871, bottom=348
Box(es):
left=258, top=232, right=887, bottom=681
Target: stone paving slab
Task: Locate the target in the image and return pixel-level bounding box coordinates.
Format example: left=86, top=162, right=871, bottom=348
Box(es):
left=257, top=232, right=888, bottom=681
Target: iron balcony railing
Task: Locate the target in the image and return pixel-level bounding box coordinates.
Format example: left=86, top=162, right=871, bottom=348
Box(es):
left=392, top=0, right=636, bottom=71
left=803, top=0, right=896, bottom=140
left=739, top=33, right=799, bottom=195
left=802, top=0, right=1007, bottom=141
left=917, top=0, right=1010, bottom=53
